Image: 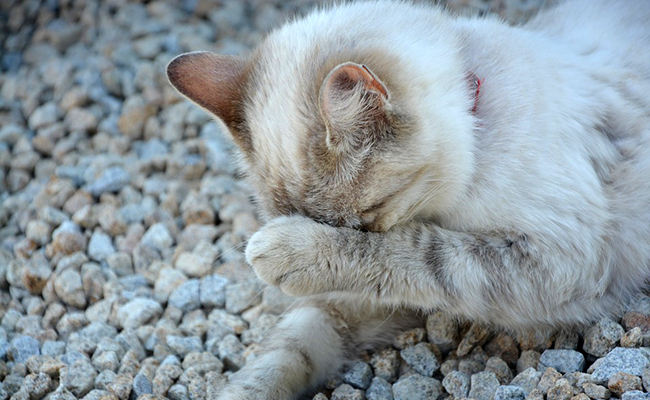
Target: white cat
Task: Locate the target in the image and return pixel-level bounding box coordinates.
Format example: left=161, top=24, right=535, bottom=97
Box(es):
left=167, top=0, right=650, bottom=398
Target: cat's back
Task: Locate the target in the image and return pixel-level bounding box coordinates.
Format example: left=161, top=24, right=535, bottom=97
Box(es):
left=527, top=0, right=650, bottom=74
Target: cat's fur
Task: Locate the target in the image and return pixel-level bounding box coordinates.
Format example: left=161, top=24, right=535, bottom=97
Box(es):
left=167, top=0, right=650, bottom=398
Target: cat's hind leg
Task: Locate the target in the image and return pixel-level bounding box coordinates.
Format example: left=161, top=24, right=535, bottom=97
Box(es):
left=216, top=299, right=418, bottom=400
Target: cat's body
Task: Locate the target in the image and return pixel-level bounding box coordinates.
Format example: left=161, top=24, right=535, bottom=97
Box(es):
left=167, top=0, right=650, bottom=398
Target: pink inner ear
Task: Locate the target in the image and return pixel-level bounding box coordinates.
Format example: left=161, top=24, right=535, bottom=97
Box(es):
left=329, top=63, right=389, bottom=98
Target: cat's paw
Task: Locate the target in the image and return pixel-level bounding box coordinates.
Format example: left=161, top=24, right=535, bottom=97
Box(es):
left=245, top=215, right=337, bottom=296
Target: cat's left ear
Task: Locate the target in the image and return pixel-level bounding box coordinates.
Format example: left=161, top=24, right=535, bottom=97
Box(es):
left=319, top=62, right=390, bottom=152
left=167, top=51, right=252, bottom=151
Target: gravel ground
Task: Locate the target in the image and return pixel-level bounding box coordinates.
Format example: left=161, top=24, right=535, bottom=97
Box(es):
left=1, top=0, right=649, bottom=399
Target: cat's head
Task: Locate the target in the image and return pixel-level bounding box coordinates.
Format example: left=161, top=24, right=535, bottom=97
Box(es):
left=167, top=4, right=475, bottom=231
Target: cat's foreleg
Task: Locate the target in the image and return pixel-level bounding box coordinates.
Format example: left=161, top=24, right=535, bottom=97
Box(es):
left=247, top=215, right=613, bottom=327
left=217, top=299, right=414, bottom=400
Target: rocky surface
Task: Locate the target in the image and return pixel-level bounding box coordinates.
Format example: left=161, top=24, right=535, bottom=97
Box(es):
left=1, top=0, right=649, bottom=399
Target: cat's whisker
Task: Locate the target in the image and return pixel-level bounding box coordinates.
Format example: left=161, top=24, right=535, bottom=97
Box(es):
left=216, top=241, right=248, bottom=263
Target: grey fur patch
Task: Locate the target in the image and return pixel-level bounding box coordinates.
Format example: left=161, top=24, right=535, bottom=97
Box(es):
left=424, top=235, right=455, bottom=297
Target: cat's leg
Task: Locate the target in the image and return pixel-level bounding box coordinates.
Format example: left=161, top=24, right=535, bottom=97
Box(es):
left=247, top=215, right=620, bottom=328
left=217, top=298, right=416, bottom=400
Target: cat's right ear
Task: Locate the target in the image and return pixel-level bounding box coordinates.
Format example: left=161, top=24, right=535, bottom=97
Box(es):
left=167, top=51, right=251, bottom=151
left=320, top=62, right=390, bottom=152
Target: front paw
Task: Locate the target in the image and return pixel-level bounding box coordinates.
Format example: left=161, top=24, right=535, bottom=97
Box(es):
left=245, top=215, right=337, bottom=296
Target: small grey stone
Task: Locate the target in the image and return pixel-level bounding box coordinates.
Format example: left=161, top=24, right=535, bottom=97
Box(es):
left=400, top=343, right=440, bottom=377
left=61, top=359, right=97, bottom=397
left=41, top=341, right=66, bottom=357
left=494, top=385, right=527, bottom=400
left=225, top=281, right=262, bottom=314
left=217, top=334, right=245, bottom=371
left=168, top=384, right=189, bottom=400
left=622, top=391, right=650, bottom=400
left=458, top=359, right=484, bottom=378
left=8, top=335, right=40, bottom=363
left=200, top=274, right=229, bottom=308
left=38, top=206, right=69, bottom=226
left=168, top=279, right=201, bottom=312
left=485, top=357, right=513, bottom=385
left=167, top=335, right=203, bottom=357
left=331, top=383, right=364, bottom=400
left=442, top=370, right=470, bottom=398
left=371, top=348, right=401, bottom=383
left=608, top=371, right=643, bottom=396
left=28, top=103, right=60, bottom=130
left=60, top=351, right=90, bottom=366
left=64, top=108, right=97, bottom=132
left=393, top=328, right=426, bottom=350
left=182, top=352, right=224, bottom=376
left=0, top=124, right=23, bottom=145
left=89, top=167, right=129, bottom=196
left=621, top=327, right=643, bottom=348
left=539, top=349, right=585, bottom=374
left=87, top=230, right=115, bottom=262
left=154, top=268, right=187, bottom=303
left=366, top=377, right=393, bottom=400
left=132, top=373, right=153, bottom=397
left=516, top=350, right=540, bottom=374
left=106, top=252, right=133, bottom=277
left=117, top=298, right=162, bottom=329
left=115, top=329, right=147, bottom=364
left=582, top=382, right=611, bottom=399
left=392, top=374, right=442, bottom=400
left=343, top=361, right=373, bottom=390
left=95, top=337, right=125, bottom=360
left=457, top=323, right=489, bottom=357
left=91, top=351, right=119, bottom=372
left=106, top=374, right=133, bottom=400
left=207, top=309, right=248, bottom=337
left=591, top=348, right=650, bottom=384
left=469, top=371, right=500, bottom=400
left=94, top=370, right=117, bottom=391
left=82, top=389, right=111, bottom=400
left=583, top=319, right=625, bottom=358
left=141, top=223, right=173, bottom=253
left=20, top=372, right=56, bottom=398
left=25, top=220, right=52, bottom=246
left=510, top=368, right=542, bottom=395
left=44, top=387, right=76, bottom=400
left=175, top=251, right=212, bottom=278
left=3, top=374, right=23, bottom=397
left=547, top=378, right=574, bottom=399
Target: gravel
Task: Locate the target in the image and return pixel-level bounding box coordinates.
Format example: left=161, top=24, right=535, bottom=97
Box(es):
left=2, top=0, right=649, bottom=399
left=392, top=374, right=442, bottom=400
left=342, top=361, right=373, bottom=390
left=399, top=343, right=440, bottom=377
left=494, top=385, right=527, bottom=400
left=470, top=370, right=501, bottom=400
left=539, top=349, right=586, bottom=374
left=442, top=370, right=471, bottom=397
left=591, top=348, right=650, bottom=384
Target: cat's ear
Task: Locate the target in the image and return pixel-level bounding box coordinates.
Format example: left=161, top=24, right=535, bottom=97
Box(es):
left=167, top=51, right=251, bottom=150
left=320, top=62, right=390, bottom=152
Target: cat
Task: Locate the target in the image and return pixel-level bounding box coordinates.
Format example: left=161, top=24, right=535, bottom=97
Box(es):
left=166, top=0, right=650, bottom=398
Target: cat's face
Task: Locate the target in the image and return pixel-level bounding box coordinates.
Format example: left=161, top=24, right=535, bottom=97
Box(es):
left=167, top=31, right=474, bottom=231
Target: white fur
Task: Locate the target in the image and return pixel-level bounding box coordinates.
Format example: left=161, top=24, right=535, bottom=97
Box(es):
left=214, top=1, right=650, bottom=398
